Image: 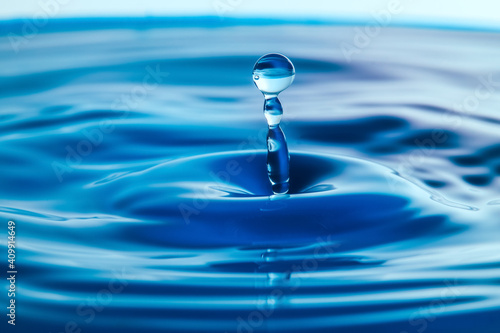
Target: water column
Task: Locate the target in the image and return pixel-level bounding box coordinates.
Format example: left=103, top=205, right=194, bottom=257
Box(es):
left=252, top=54, right=295, bottom=194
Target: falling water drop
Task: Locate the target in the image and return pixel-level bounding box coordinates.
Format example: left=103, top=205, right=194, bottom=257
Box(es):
left=252, top=53, right=295, bottom=99
left=252, top=53, right=295, bottom=194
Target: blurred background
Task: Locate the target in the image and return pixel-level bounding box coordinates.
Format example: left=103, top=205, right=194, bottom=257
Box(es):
left=1, top=0, right=500, bottom=29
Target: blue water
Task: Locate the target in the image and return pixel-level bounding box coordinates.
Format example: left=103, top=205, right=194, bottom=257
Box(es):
left=1, top=17, right=500, bottom=333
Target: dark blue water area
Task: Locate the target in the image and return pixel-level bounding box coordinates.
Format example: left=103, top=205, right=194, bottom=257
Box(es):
left=1, top=17, right=500, bottom=333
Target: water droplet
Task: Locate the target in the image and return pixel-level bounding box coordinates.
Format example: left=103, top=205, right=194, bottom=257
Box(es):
left=252, top=53, right=295, bottom=97
left=264, top=97, right=283, bottom=127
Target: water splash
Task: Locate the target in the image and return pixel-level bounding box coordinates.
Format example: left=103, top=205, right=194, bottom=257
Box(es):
left=253, top=53, right=295, bottom=194
left=3, top=20, right=500, bottom=333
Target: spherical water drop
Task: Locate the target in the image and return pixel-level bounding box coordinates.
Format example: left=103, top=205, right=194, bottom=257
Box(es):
left=252, top=53, right=295, bottom=97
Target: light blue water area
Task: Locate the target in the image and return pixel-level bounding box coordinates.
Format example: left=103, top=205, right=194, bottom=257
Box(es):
left=0, top=17, right=500, bottom=333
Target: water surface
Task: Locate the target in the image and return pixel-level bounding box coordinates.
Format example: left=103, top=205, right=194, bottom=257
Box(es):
left=1, top=17, right=500, bottom=333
